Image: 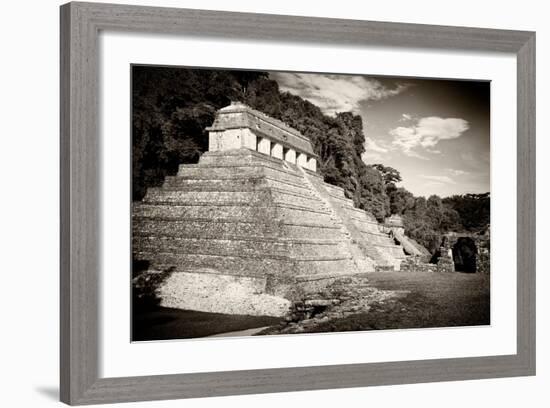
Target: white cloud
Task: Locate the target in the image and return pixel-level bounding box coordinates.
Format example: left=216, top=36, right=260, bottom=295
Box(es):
left=427, top=149, right=441, bottom=154
left=390, top=116, right=469, bottom=157
left=361, top=151, right=385, bottom=164
left=365, top=137, right=389, bottom=153
left=447, top=168, right=468, bottom=176
left=420, top=175, right=456, bottom=184
left=404, top=150, right=429, bottom=160
left=271, top=73, right=409, bottom=115
left=399, top=113, right=413, bottom=121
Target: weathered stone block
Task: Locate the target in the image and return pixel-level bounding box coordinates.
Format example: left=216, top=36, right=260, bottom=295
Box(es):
left=297, top=152, right=308, bottom=167
left=271, top=143, right=283, bottom=159
left=257, top=137, right=271, bottom=155
left=158, top=271, right=291, bottom=317
left=306, top=157, right=317, bottom=172
left=284, top=148, right=296, bottom=164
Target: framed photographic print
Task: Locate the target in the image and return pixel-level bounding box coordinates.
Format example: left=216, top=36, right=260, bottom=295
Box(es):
left=60, top=1, right=535, bottom=405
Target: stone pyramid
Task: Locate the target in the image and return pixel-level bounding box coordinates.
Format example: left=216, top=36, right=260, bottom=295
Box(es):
left=132, top=102, right=406, bottom=316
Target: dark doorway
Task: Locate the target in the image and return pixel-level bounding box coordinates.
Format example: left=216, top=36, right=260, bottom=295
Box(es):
left=452, top=237, right=477, bottom=273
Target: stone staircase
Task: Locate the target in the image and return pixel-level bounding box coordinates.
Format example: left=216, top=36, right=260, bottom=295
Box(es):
left=296, top=165, right=375, bottom=273
left=391, top=229, right=431, bottom=260
left=300, top=170, right=405, bottom=270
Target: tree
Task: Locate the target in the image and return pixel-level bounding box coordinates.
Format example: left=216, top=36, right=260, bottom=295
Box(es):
left=370, top=164, right=402, bottom=185
left=132, top=66, right=266, bottom=200
left=443, top=193, right=490, bottom=232
left=386, top=184, right=415, bottom=215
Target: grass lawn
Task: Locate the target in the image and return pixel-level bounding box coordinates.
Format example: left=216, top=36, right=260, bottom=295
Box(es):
left=132, top=307, right=282, bottom=341
left=308, top=271, right=490, bottom=333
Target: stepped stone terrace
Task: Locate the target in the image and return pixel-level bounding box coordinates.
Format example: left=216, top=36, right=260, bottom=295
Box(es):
left=132, top=102, right=408, bottom=316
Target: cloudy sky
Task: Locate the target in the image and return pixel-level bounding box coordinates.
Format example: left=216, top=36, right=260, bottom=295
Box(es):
left=270, top=72, right=490, bottom=198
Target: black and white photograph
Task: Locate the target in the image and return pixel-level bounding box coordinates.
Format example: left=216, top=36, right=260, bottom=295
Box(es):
left=1, top=0, right=544, bottom=405
left=131, top=65, right=491, bottom=341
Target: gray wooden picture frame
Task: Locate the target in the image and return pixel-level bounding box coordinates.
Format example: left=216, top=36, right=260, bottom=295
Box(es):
left=60, top=1, right=536, bottom=405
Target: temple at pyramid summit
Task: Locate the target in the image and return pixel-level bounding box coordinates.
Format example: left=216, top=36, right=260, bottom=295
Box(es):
left=132, top=102, right=414, bottom=316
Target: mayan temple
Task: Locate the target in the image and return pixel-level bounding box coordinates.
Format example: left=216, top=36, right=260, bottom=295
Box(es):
left=132, top=102, right=409, bottom=316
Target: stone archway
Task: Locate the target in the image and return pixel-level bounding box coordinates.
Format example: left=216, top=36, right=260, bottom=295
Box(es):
left=452, top=237, right=477, bottom=273
left=437, top=230, right=490, bottom=274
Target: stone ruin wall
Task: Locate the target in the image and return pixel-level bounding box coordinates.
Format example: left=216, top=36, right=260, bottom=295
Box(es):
left=440, top=232, right=490, bottom=274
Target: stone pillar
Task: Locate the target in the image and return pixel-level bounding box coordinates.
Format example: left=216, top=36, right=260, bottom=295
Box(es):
left=208, top=131, right=221, bottom=151
left=297, top=153, right=308, bottom=168
left=257, top=137, right=271, bottom=155
left=241, top=129, right=257, bottom=150
left=436, top=242, right=456, bottom=273
left=306, top=157, right=317, bottom=172
left=271, top=143, right=283, bottom=159
left=284, top=148, right=296, bottom=164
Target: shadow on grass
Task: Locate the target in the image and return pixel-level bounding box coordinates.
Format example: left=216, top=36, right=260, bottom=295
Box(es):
left=131, top=261, right=283, bottom=341
left=308, top=271, right=490, bottom=333
left=132, top=307, right=282, bottom=341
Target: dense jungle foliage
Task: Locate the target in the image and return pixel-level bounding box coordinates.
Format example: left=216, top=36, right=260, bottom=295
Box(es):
left=132, top=66, right=489, bottom=252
